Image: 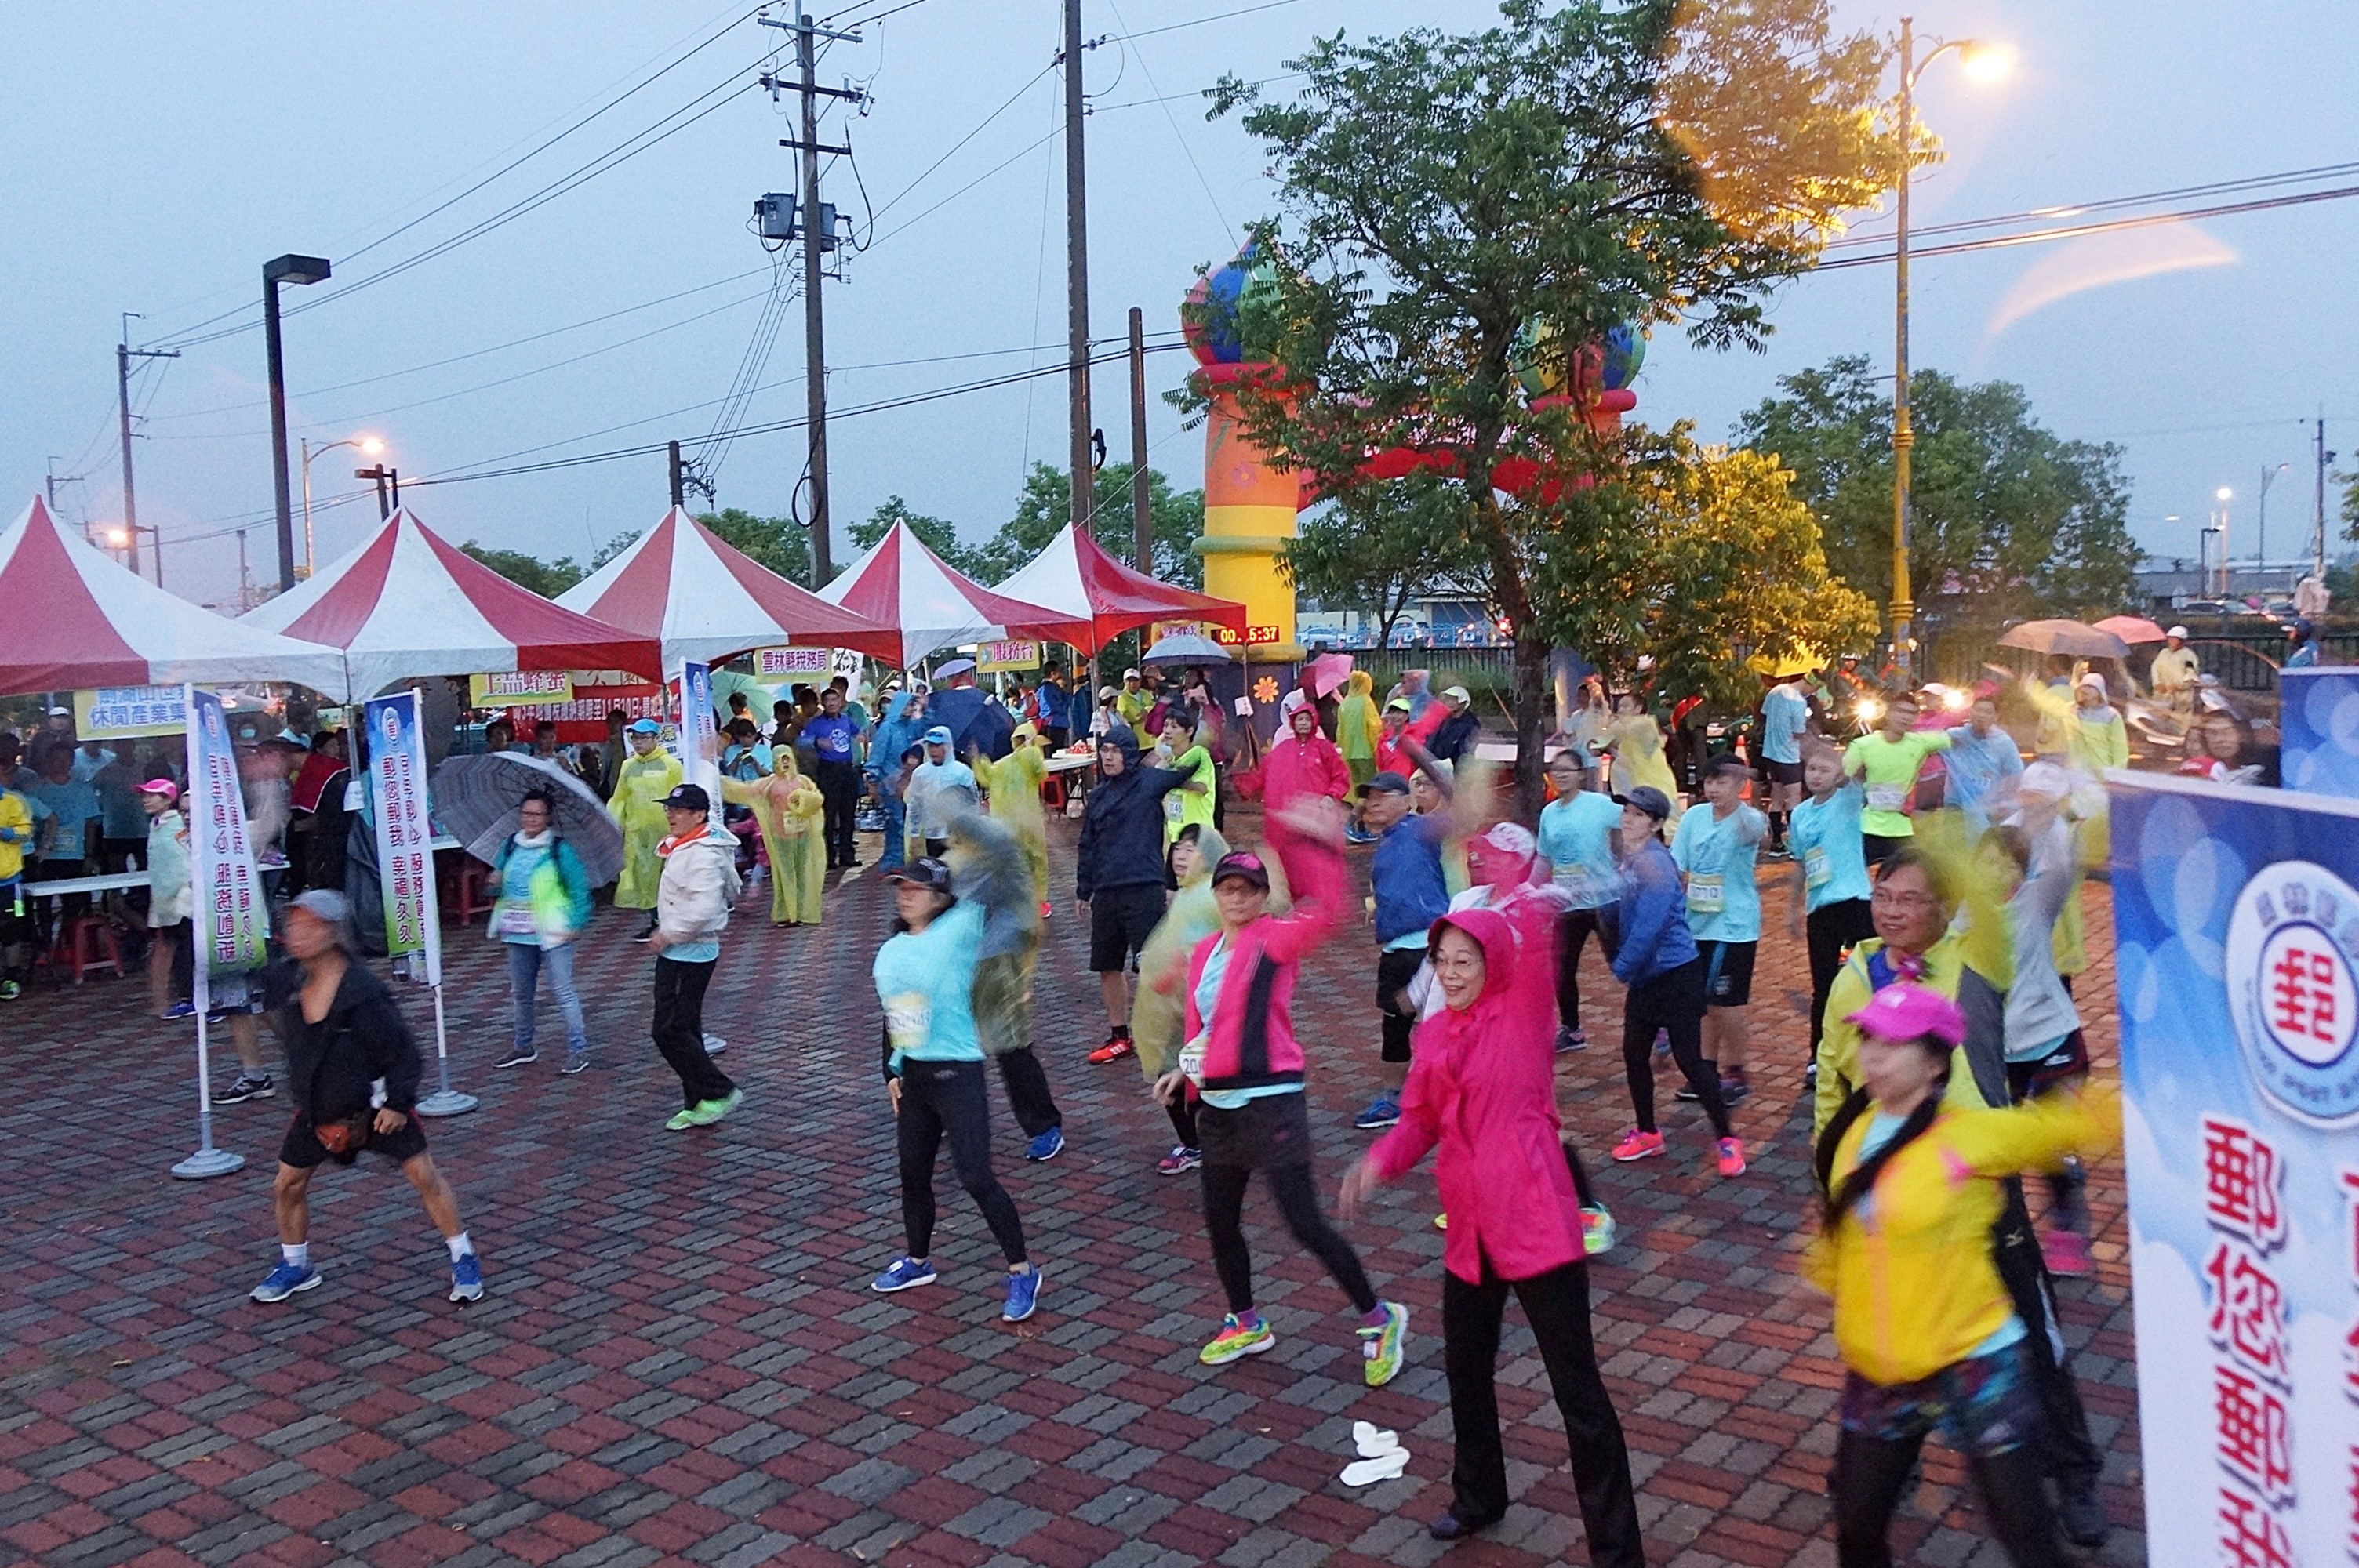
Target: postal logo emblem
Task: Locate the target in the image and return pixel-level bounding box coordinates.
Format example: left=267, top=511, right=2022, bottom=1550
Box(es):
left=2226, top=861, right=2359, bottom=1126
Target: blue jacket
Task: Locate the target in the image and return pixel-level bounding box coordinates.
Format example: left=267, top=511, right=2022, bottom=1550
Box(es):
left=1606, top=837, right=1697, bottom=986
left=1370, top=812, right=1450, bottom=943
left=1034, top=679, right=1071, bottom=732
left=865, top=691, right=927, bottom=786
left=1075, top=724, right=1188, bottom=899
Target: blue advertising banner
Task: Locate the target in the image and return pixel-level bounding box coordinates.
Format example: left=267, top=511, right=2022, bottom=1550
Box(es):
left=677, top=660, right=723, bottom=830
left=2111, top=771, right=2359, bottom=1565
left=2280, top=667, right=2359, bottom=799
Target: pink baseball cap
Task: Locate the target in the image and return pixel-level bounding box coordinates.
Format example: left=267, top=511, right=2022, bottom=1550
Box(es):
left=1845, top=981, right=1965, bottom=1047
left=138, top=778, right=180, bottom=800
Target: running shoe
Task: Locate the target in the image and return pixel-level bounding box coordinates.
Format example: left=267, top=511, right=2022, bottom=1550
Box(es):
left=449, top=1253, right=484, bottom=1303
left=1803, top=1061, right=1818, bottom=1091
left=560, top=1051, right=589, bottom=1076
left=1359, top=1301, right=1409, bottom=1387
left=1580, top=1205, right=1617, bottom=1256
left=162, top=1000, right=197, bottom=1020
left=686, top=1087, right=743, bottom=1127
left=1002, top=1265, right=1043, bottom=1323
left=1675, top=1076, right=1749, bottom=1105
left=211, top=1073, right=275, bottom=1105
left=1716, top=1137, right=1747, bottom=1178
left=632, top=918, right=659, bottom=944
left=2041, top=1229, right=2092, bottom=1278
left=1343, top=824, right=1378, bottom=845
left=872, top=1255, right=937, bottom=1293
left=1353, top=1097, right=1401, bottom=1131
left=1026, top=1127, right=1065, bottom=1162
left=0, top=979, right=18, bottom=1000
left=1087, top=1033, right=1135, bottom=1065
left=495, top=1047, right=539, bottom=1069
left=1554, top=1026, right=1587, bottom=1053
left=1039, top=901, right=1052, bottom=920
left=1198, top=1315, right=1276, bottom=1365
left=664, top=1107, right=700, bottom=1131
left=1652, top=1028, right=1669, bottom=1055
left=250, top=1261, right=321, bottom=1303
left=1433, top=1214, right=1448, bottom=1230
left=1158, top=1145, right=1201, bottom=1176
left=1611, top=1127, right=1666, bottom=1162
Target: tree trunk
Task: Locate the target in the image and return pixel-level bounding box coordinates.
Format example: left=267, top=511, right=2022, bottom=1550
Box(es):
left=1509, top=628, right=1549, bottom=822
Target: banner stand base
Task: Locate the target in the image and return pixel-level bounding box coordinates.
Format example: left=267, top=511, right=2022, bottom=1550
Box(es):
left=416, top=1091, right=479, bottom=1118
left=172, top=1147, right=245, bottom=1180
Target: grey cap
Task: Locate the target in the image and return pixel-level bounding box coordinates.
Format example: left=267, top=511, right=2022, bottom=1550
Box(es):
left=290, top=887, right=350, bottom=924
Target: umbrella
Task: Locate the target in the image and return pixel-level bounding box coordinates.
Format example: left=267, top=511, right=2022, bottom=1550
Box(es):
left=431, top=753, right=623, bottom=886
left=1995, top=619, right=2133, bottom=660
left=2092, top=615, right=2169, bottom=645
left=1140, top=633, right=1234, bottom=666
left=1306, top=652, right=1356, bottom=697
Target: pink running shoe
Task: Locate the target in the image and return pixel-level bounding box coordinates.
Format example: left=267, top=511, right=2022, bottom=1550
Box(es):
left=2042, top=1229, right=2092, bottom=1277
left=1717, top=1137, right=1747, bottom=1178
left=1611, top=1127, right=1666, bottom=1162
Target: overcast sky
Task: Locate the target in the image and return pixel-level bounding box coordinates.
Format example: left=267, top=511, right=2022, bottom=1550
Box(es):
left=4, top=0, right=2354, bottom=609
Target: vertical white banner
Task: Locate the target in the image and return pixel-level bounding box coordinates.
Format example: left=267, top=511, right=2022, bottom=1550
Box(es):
left=678, top=660, right=724, bottom=830
left=365, top=688, right=442, bottom=986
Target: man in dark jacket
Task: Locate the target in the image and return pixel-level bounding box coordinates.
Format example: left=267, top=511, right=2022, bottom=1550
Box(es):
left=1426, top=685, right=1483, bottom=764
left=249, top=890, right=482, bottom=1307
left=1075, top=723, right=1194, bottom=1062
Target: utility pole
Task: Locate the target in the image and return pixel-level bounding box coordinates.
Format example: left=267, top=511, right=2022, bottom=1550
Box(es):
left=762, top=4, right=860, bottom=587
left=2319, top=416, right=2339, bottom=585
left=235, top=528, right=253, bottom=613
left=669, top=440, right=686, bottom=509
left=45, top=458, right=85, bottom=517
left=117, top=316, right=179, bottom=584
left=2257, top=461, right=2288, bottom=589
left=1128, top=307, right=1151, bottom=572
left=1064, top=0, right=1095, bottom=541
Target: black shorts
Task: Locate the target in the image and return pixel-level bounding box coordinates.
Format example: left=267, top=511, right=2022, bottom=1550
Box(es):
left=1763, top=757, right=1804, bottom=786
left=1088, top=883, right=1166, bottom=971
left=278, top=1110, right=430, bottom=1171
left=2005, top=1031, right=2091, bottom=1102
left=1698, top=938, right=1757, bottom=1008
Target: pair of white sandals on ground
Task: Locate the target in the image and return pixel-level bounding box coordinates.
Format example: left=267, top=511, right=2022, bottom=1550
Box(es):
left=1340, top=1420, right=1409, bottom=1486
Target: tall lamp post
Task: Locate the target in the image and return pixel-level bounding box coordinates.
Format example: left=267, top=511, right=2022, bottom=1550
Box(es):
left=1888, top=20, right=2009, bottom=681
left=263, top=253, right=331, bottom=591
left=2214, top=487, right=2234, bottom=599
left=104, top=524, right=165, bottom=586
left=300, top=436, right=383, bottom=577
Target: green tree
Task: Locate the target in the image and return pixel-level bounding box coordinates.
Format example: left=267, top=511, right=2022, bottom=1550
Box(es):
left=972, top=462, right=1206, bottom=588
left=459, top=542, right=583, bottom=597
left=696, top=508, right=810, bottom=583
left=851, top=495, right=983, bottom=580
left=1200, top=0, right=1903, bottom=811
left=1285, top=473, right=1486, bottom=649
left=1736, top=354, right=2142, bottom=640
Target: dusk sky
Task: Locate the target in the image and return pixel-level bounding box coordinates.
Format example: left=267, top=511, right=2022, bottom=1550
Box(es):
left=5, top=0, right=2354, bottom=608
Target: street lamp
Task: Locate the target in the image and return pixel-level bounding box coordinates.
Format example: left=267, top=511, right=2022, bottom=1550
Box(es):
left=1888, top=20, right=2011, bottom=681
left=300, top=436, right=384, bottom=575
left=2256, top=462, right=2290, bottom=591
left=2215, top=487, right=2234, bottom=599
left=263, top=252, right=331, bottom=592
left=104, top=523, right=165, bottom=587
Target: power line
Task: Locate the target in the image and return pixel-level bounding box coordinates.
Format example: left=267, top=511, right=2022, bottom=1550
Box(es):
left=1812, top=182, right=2359, bottom=272
left=1825, top=158, right=2359, bottom=252
left=867, top=60, right=1059, bottom=223
left=869, top=122, right=1062, bottom=249
left=1103, top=0, right=1235, bottom=249
left=1103, top=0, right=1305, bottom=44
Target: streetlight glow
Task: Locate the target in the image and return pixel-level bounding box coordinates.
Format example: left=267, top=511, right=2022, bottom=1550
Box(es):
left=108, top=528, right=130, bottom=548
left=2217, top=488, right=2234, bottom=502
left=1959, top=42, right=2013, bottom=83
left=358, top=437, right=385, bottom=457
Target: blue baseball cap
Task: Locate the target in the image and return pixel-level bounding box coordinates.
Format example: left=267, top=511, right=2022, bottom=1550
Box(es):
left=922, top=725, right=954, bottom=746
left=627, top=718, right=662, bottom=735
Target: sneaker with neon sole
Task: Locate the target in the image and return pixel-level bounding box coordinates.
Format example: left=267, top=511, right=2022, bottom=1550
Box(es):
left=1199, top=1314, right=1276, bottom=1366
left=1581, top=1205, right=1617, bottom=1255
left=1360, top=1301, right=1409, bottom=1387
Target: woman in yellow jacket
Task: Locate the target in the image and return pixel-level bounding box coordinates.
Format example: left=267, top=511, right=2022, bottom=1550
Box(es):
left=721, top=751, right=826, bottom=926
left=968, top=724, right=1049, bottom=916
left=608, top=720, right=683, bottom=937
left=1335, top=671, right=1380, bottom=793
left=1810, top=980, right=2117, bottom=1568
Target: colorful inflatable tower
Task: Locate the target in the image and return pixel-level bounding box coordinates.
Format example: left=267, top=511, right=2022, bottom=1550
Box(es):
left=1183, top=244, right=1302, bottom=661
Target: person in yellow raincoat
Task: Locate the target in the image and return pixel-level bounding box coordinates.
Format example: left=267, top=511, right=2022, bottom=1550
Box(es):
left=1336, top=671, right=1380, bottom=793
left=1605, top=695, right=1681, bottom=827
left=722, top=750, right=826, bottom=926
left=968, top=723, right=1049, bottom=916
left=608, top=719, right=682, bottom=937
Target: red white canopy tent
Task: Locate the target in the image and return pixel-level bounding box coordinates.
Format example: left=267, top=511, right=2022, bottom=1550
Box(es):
left=816, top=519, right=1092, bottom=668
left=241, top=507, right=663, bottom=701
left=0, top=495, right=347, bottom=696
left=554, top=506, right=898, bottom=671
left=990, top=522, right=1248, bottom=658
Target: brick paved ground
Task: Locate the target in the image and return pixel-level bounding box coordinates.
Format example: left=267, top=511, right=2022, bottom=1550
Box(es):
left=1, top=811, right=2142, bottom=1568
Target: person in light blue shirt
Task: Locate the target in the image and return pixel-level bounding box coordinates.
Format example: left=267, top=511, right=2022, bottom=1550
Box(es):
left=1757, top=675, right=1812, bottom=855
left=1784, top=743, right=1874, bottom=1068
left=1943, top=693, right=2024, bottom=836
left=1539, top=749, right=1622, bottom=1051
left=870, top=857, right=1041, bottom=1322
left=1669, top=753, right=1766, bottom=1103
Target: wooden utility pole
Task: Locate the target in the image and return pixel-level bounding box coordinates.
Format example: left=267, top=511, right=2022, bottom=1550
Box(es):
left=117, top=319, right=178, bottom=584
left=1064, top=0, right=1093, bottom=539
left=1129, top=307, right=1150, bottom=573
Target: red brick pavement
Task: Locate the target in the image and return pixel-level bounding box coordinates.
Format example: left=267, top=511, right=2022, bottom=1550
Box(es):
left=0, top=815, right=2142, bottom=1567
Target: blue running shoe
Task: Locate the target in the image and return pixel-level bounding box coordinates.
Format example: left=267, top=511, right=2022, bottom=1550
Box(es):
left=162, top=1000, right=197, bottom=1020
left=250, top=1261, right=320, bottom=1303
left=449, top=1253, right=484, bottom=1303
left=1353, top=1097, right=1401, bottom=1131
left=872, top=1255, right=937, bottom=1294
left=1002, top=1265, right=1042, bottom=1323
left=1025, top=1126, right=1065, bottom=1162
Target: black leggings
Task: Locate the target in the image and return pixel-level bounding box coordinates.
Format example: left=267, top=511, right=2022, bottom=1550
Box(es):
left=1201, top=1160, right=1376, bottom=1316
left=1166, top=1095, right=1199, bottom=1149
left=1806, top=899, right=1877, bottom=1054
left=1554, top=907, right=1602, bottom=1034
left=1621, top=957, right=1728, bottom=1137
left=896, top=1058, right=1027, bottom=1265
left=1833, top=1425, right=2060, bottom=1568
left=1442, top=1257, right=1644, bottom=1567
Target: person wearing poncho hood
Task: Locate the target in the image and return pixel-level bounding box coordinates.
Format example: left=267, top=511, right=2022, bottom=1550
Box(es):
left=906, top=725, right=978, bottom=860
left=608, top=719, right=682, bottom=940
left=722, top=750, right=827, bottom=927
left=1077, top=722, right=1194, bottom=1063
left=942, top=808, right=1064, bottom=1161
left=1260, top=691, right=1349, bottom=819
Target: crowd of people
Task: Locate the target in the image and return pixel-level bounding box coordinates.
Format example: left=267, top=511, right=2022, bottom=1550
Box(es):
left=9, top=641, right=2162, bottom=1566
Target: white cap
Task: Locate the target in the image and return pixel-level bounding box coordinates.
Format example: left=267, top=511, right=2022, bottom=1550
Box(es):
left=2167, top=625, right=2190, bottom=640
left=1123, top=667, right=1141, bottom=680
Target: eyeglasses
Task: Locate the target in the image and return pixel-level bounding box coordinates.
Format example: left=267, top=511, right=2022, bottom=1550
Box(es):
left=1430, top=951, right=1484, bottom=972
left=1870, top=887, right=1939, bottom=910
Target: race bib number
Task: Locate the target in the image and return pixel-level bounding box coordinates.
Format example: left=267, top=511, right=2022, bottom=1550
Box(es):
left=1165, top=792, right=1185, bottom=824
left=1178, top=1037, right=1208, bottom=1087
left=1686, top=873, right=1725, bottom=916
left=1866, top=782, right=1908, bottom=814
left=1552, top=866, right=1591, bottom=903
left=1803, top=846, right=1830, bottom=891
left=884, top=992, right=932, bottom=1056
left=496, top=906, right=538, bottom=937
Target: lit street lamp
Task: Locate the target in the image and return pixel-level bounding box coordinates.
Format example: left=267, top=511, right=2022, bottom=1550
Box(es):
left=104, top=523, right=165, bottom=586
left=264, top=253, right=331, bottom=591
left=1888, top=20, right=2011, bottom=681
left=300, top=436, right=384, bottom=576
left=2214, top=487, right=2234, bottom=598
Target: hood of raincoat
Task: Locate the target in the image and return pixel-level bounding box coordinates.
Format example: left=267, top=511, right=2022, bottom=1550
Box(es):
left=1098, top=721, right=1143, bottom=767
left=1176, top=824, right=1230, bottom=888
left=1346, top=671, right=1374, bottom=700
left=1428, top=905, right=1521, bottom=1008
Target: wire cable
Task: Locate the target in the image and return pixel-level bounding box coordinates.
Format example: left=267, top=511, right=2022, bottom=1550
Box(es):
left=1812, top=181, right=2359, bottom=271
left=1824, top=158, right=2359, bottom=251
left=1102, top=0, right=1304, bottom=44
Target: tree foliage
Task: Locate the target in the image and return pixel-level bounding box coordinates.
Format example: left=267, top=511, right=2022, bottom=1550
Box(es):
left=851, top=495, right=983, bottom=580
left=1734, top=355, right=2142, bottom=636
left=972, top=463, right=1206, bottom=588
left=1285, top=474, right=1486, bottom=649
left=696, top=508, right=810, bottom=583
left=1200, top=0, right=1903, bottom=811
left=459, top=542, right=584, bottom=598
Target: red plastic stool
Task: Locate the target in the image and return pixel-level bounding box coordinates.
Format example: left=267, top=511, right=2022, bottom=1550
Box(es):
left=452, top=862, right=495, bottom=924
left=54, top=914, right=124, bottom=985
